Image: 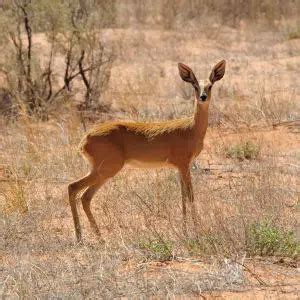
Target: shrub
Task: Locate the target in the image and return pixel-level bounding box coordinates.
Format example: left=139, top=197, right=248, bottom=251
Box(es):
left=185, top=235, right=224, bottom=256
left=138, top=239, right=173, bottom=261
left=226, top=141, right=260, bottom=160
left=246, top=221, right=300, bottom=258
left=287, top=27, right=300, bottom=40
left=0, top=1, right=115, bottom=119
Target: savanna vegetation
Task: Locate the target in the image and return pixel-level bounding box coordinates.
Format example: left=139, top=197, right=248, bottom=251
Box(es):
left=0, top=0, right=299, bottom=298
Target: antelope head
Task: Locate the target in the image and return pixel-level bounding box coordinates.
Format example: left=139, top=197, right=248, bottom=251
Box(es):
left=178, top=60, right=226, bottom=103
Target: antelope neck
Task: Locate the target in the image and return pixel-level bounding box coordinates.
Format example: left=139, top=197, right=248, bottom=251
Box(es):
left=193, top=97, right=209, bottom=138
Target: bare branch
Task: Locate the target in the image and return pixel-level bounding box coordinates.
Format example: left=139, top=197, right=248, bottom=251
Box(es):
left=78, top=49, right=92, bottom=105
left=19, top=4, right=32, bottom=80
left=51, top=65, right=99, bottom=101
left=64, top=34, right=75, bottom=91
left=42, top=39, right=54, bottom=101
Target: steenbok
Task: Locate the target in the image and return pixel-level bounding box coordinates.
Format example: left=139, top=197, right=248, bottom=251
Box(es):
left=68, top=60, right=226, bottom=242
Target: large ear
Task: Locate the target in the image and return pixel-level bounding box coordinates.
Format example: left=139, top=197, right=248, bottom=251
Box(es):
left=209, top=60, right=226, bottom=84
left=178, top=63, right=197, bottom=84
left=178, top=63, right=200, bottom=91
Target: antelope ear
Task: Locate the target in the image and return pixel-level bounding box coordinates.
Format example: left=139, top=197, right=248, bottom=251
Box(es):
left=209, top=60, right=226, bottom=84
left=178, top=63, right=198, bottom=84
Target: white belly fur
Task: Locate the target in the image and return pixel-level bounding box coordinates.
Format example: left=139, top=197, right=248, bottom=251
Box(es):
left=126, top=159, right=173, bottom=169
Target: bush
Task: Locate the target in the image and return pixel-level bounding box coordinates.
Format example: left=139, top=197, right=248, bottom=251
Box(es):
left=226, top=141, right=260, bottom=160
left=246, top=221, right=300, bottom=258
left=0, top=0, right=115, bottom=119
left=138, top=239, right=173, bottom=261
left=185, top=235, right=224, bottom=256
left=288, top=27, right=300, bottom=40
left=287, top=26, right=300, bottom=40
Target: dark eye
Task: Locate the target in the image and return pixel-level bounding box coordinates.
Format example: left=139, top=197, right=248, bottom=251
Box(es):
left=208, top=85, right=212, bottom=91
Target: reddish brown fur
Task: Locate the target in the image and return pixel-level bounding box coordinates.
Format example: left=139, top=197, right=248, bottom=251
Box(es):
left=68, top=60, right=226, bottom=242
left=86, top=117, right=194, bottom=139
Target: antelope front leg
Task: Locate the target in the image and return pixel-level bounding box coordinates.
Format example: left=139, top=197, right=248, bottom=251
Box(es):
left=186, top=177, right=198, bottom=230
left=179, top=167, right=198, bottom=233
left=180, top=176, right=188, bottom=234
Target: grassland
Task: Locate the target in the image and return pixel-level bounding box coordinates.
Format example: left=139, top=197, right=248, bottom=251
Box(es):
left=0, top=2, right=300, bottom=298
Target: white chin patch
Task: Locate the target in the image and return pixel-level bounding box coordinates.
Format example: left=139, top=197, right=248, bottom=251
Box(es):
left=199, top=80, right=205, bottom=91
left=199, top=80, right=205, bottom=96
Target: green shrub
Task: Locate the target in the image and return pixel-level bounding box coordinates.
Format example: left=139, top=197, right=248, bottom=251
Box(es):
left=246, top=221, right=300, bottom=257
left=287, top=27, right=300, bottom=40
left=138, top=239, right=173, bottom=261
left=226, top=141, right=260, bottom=160
left=185, top=235, right=224, bottom=256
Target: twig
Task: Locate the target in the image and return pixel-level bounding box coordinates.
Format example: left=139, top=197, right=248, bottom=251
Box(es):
left=51, top=65, right=100, bottom=101
left=236, top=261, right=268, bottom=286
left=78, top=49, right=92, bottom=106
left=19, top=4, right=32, bottom=79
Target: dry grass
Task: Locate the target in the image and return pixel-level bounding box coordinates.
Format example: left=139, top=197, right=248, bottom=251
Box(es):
left=0, top=114, right=299, bottom=297
left=1, top=4, right=300, bottom=297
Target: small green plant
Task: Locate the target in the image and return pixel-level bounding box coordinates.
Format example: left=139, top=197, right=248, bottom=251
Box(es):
left=287, top=27, right=300, bottom=40
left=226, top=140, right=260, bottom=160
left=138, top=239, right=173, bottom=261
left=185, top=235, right=223, bottom=256
left=246, top=221, right=300, bottom=257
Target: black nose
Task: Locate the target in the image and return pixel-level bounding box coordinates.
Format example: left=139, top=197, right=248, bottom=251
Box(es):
left=200, top=94, right=207, bottom=101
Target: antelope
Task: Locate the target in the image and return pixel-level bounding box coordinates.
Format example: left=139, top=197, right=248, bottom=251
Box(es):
left=68, top=60, right=226, bottom=242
